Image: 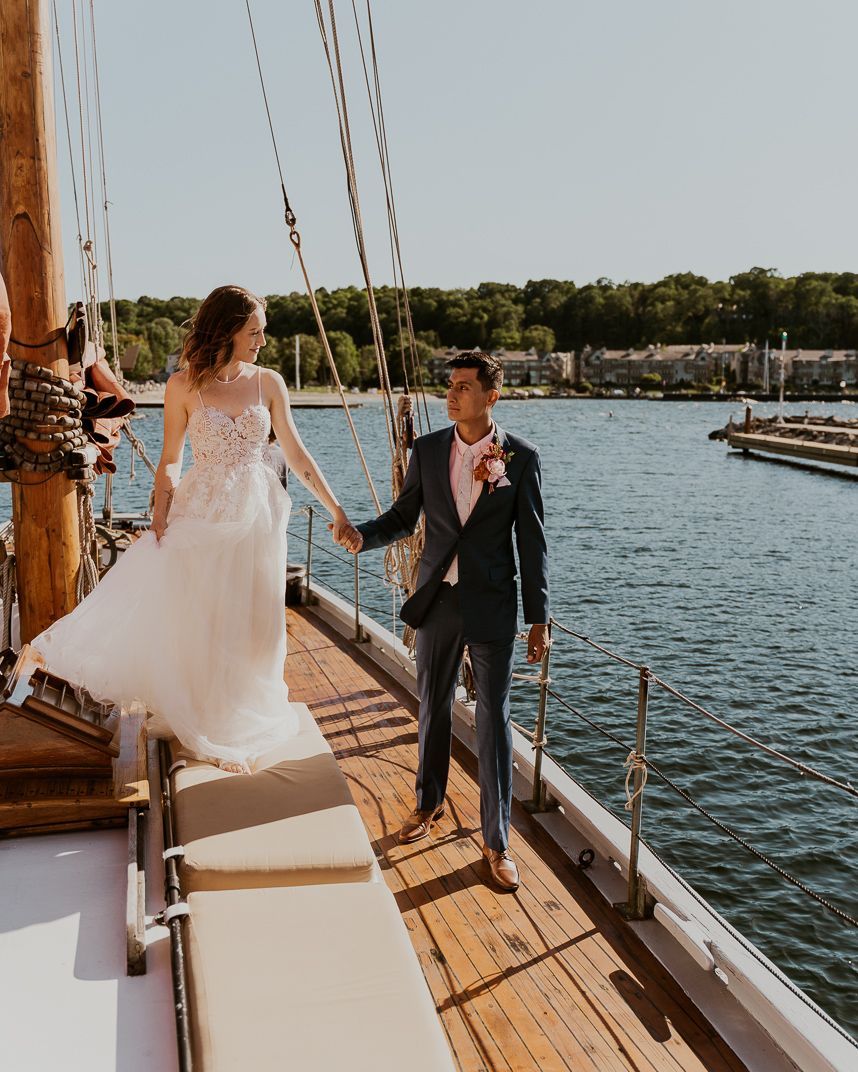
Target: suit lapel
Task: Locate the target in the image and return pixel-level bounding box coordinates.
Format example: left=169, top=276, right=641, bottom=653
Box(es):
left=462, top=424, right=509, bottom=532
left=433, top=425, right=460, bottom=527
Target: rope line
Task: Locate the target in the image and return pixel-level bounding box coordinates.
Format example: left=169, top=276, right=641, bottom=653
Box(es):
left=549, top=618, right=857, bottom=799
left=286, top=525, right=389, bottom=581
left=348, top=0, right=430, bottom=434
left=0, top=555, right=16, bottom=649
left=641, top=839, right=858, bottom=1046
left=243, top=0, right=295, bottom=226
left=543, top=688, right=856, bottom=926
left=87, top=0, right=121, bottom=372
left=642, top=754, right=858, bottom=927
left=243, top=0, right=383, bottom=514
left=313, top=0, right=397, bottom=456
left=52, top=0, right=88, bottom=300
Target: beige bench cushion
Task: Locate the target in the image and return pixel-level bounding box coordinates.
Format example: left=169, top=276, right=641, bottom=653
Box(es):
left=186, top=884, right=455, bottom=1072
left=173, top=728, right=376, bottom=891
left=172, top=702, right=332, bottom=769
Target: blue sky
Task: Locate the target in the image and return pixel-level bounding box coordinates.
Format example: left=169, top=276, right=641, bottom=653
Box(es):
left=52, top=0, right=858, bottom=299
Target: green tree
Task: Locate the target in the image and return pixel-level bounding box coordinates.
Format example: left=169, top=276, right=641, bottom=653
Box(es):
left=358, top=345, right=378, bottom=388
left=327, top=330, right=360, bottom=387
left=489, top=326, right=521, bottom=350
left=520, top=324, right=556, bottom=353
left=124, top=337, right=156, bottom=381
left=145, top=317, right=182, bottom=370
left=292, top=334, right=322, bottom=385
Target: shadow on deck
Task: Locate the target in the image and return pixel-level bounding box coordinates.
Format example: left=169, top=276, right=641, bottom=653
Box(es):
left=286, top=606, right=747, bottom=1072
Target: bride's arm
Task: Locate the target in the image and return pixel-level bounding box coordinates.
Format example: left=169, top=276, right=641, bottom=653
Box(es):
left=266, top=369, right=350, bottom=537
left=152, top=375, right=188, bottom=541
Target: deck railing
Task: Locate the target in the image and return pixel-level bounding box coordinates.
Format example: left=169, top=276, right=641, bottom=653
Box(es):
left=292, top=505, right=858, bottom=932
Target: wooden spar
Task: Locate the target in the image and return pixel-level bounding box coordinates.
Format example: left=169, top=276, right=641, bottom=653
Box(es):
left=0, top=0, right=81, bottom=642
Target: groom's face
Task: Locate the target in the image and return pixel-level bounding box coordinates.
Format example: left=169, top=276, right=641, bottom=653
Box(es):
left=446, top=368, right=497, bottom=424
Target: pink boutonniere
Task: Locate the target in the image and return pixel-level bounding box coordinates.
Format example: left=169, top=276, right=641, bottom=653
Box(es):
left=473, top=441, right=514, bottom=494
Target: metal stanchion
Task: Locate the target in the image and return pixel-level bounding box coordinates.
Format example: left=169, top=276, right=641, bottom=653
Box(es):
left=522, top=625, right=558, bottom=813
left=303, top=506, right=314, bottom=605
left=353, top=554, right=364, bottom=642
left=616, top=666, right=654, bottom=920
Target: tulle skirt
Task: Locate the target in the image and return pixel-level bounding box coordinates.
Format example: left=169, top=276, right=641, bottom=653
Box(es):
left=33, top=460, right=300, bottom=766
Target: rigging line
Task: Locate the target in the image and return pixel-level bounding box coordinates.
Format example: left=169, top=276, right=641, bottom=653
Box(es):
left=551, top=620, right=856, bottom=797
left=51, top=0, right=88, bottom=301
left=642, top=754, right=858, bottom=928
left=647, top=673, right=858, bottom=799
left=79, top=0, right=103, bottom=349
left=359, top=0, right=431, bottom=431
left=315, top=1, right=395, bottom=439
left=243, top=0, right=295, bottom=224
left=242, top=0, right=382, bottom=513
left=545, top=689, right=857, bottom=927
left=348, top=1, right=426, bottom=435
left=347, top=3, right=409, bottom=387
left=88, top=0, right=121, bottom=373
left=550, top=618, right=659, bottom=671
left=642, top=843, right=858, bottom=1047
left=314, top=0, right=396, bottom=455
left=70, top=0, right=100, bottom=337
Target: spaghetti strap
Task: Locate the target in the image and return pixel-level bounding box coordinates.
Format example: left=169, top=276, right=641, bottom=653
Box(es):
left=257, top=366, right=262, bottom=405
left=197, top=389, right=208, bottom=426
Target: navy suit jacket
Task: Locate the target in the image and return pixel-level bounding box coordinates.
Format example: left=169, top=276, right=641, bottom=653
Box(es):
left=356, top=423, right=550, bottom=642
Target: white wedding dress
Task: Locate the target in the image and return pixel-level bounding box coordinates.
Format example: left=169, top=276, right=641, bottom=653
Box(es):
left=33, top=368, right=300, bottom=766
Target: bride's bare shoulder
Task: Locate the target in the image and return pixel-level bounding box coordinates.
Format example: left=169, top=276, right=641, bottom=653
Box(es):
left=259, top=365, right=288, bottom=401
left=166, top=369, right=192, bottom=398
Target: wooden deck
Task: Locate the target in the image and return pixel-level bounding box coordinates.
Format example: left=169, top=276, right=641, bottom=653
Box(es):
left=285, top=607, right=748, bottom=1072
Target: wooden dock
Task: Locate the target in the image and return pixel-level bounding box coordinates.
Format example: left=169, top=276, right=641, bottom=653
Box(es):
left=728, top=431, right=858, bottom=467
left=285, top=606, right=748, bottom=1072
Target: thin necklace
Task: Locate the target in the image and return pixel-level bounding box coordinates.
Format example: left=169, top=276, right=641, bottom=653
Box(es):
left=215, top=366, right=242, bottom=384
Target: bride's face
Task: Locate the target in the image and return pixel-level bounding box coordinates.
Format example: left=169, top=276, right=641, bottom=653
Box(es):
left=231, top=305, right=267, bottom=364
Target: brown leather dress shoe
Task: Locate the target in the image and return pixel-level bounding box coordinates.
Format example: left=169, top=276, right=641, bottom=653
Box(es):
left=398, top=803, right=446, bottom=844
left=482, top=845, right=520, bottom=891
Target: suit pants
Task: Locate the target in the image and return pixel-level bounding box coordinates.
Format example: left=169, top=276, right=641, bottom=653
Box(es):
left=414, top=582, right=515, bottom=852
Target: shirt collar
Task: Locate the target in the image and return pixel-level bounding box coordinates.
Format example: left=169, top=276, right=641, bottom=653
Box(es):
left=453, top=421, right=495, bottom=457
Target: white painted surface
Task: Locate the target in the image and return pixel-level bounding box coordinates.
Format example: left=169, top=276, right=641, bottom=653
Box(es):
left=0, top=758, right=177, bottom=1072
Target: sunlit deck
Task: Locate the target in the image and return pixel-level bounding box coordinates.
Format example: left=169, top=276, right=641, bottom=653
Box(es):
left=285, top=606, right=748, bottom=1072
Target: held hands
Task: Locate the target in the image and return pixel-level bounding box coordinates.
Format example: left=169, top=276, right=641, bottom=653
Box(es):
left=328, top=511, right=363, bottom=554
left=526, top=624, right=550, bottom=664
left=152, top=518, right=168, bottom=543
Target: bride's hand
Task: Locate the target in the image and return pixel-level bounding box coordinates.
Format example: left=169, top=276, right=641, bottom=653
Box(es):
left=152, top=518, right=168, bottom=542
left=328, top=514, right=363, bottom=554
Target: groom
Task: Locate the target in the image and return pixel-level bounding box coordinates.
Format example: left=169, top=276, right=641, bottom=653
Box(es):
left=335, top=351, right=549, bottom=891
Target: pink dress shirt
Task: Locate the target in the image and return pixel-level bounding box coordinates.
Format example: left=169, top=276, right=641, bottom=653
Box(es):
left=444, top=423, right=496, bottom=584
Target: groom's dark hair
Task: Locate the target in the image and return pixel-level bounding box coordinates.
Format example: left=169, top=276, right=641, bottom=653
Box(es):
left=446, top=350, right=504, bottom=393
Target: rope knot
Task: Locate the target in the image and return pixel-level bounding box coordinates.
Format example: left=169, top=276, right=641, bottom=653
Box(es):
left=623, top=749, right=648, bottom=811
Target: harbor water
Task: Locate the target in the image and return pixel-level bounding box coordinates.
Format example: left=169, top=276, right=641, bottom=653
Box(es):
left=3, top=395, right=856, bottom=1034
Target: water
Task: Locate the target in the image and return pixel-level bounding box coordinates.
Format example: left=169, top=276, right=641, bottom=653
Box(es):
left=3, top=396, right=856, bottom=1034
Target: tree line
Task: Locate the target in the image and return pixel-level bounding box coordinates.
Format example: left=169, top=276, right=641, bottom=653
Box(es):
left=108, top=268, right=858, bottom=384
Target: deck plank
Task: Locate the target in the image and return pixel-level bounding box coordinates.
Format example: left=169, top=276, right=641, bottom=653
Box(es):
left=285, top=607, right=749, bottom=1072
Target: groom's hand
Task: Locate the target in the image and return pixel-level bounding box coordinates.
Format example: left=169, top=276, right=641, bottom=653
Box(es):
left=526, top=624, right=550, bottom=664
left=328, top=518, right=364, bottom=554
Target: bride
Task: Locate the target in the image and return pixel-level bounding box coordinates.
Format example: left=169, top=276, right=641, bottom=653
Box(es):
left=33, top=284, right=353, bottom=773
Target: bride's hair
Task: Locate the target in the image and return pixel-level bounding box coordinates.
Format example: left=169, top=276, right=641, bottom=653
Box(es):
left=179, top=285, right=266, bottom=391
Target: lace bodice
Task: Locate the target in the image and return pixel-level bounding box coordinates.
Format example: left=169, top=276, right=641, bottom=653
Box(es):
left=188, top=403, right=270, bottom=468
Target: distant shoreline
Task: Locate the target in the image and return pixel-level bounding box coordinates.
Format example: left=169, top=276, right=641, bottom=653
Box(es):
left=127, top=385, right=858, bottom=408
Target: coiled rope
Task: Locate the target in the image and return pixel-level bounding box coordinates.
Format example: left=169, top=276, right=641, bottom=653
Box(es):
left=0, top=359, right=91, bottom=476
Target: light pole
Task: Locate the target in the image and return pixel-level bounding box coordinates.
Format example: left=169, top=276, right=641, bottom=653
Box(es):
left=778, top=330, right=787, bottom=421
left=295, top=335, right=301, bottom=392
left=763, top=338, right=770, bottom=394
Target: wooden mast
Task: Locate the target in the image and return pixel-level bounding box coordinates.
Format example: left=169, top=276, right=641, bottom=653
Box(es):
left=0, top=0, right=81, bottom=642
